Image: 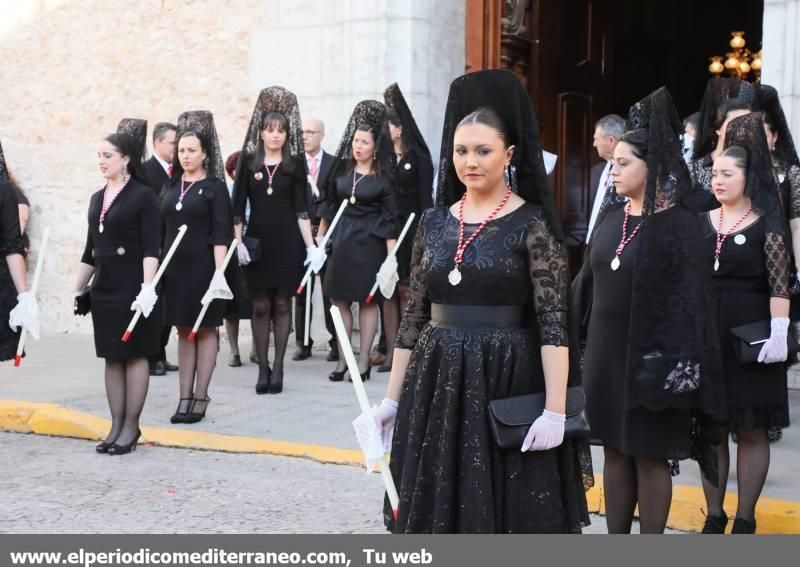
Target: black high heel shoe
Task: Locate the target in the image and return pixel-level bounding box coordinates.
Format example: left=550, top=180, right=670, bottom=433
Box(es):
left=170, top=397, right=194, bottom=424
left=731, top=517, right=756, bottom=534
left=701, top=513, right=729, bottom=534
left=329, top=368, right=346, bottom=382
left=348, top=365, right=371, bottom=382
left=95, top=439, right=115, bottom=454
left=107, top=429, right=141, bottom=456
left=183, top=397, right=211, bottom=424
left=255, top=366, right=271, bottom=394
left=269, top=367, right=284, bottom=394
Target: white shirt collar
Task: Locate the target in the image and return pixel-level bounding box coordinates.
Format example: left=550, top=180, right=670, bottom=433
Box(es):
left=154, top=154, right=170, bottom=174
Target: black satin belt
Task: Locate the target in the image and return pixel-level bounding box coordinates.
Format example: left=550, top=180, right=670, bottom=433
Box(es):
left=430, top=304, right=524, bottom=330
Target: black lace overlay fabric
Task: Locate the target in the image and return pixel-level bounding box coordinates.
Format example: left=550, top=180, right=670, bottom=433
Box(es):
left=386, top=204, right=592, bottom=534
left=783, top=164, right=800, bottom=220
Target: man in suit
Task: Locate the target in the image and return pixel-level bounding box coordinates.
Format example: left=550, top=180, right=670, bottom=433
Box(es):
left=293, top=117, right=338, bottom=361
left=586, top=114, right=625, bottom=243
left=144, top=122, right=178, bottom=376
left=143, top=122, right=176, bottom=196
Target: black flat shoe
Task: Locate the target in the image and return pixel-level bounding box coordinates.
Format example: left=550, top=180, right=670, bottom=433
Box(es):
left=170, top=397, right=194, bottom=424
left=183, top=397, right=211, bottom=424
left=292, top=346, right=312, bottom=361
left=326, top=349, right=339, bottom=362
left=149, top=361, right=166, bottom=377
left=329, top=369, right=346, bottom=382
left=107, top=429, right=141, bottom=456
left=377, top=364, right=391, bottom=373
left=164, top=360, right=179, bottom=372
left=255, top=366, right=271, bottom=394
left=701, top=513, right=729, bottom=534
left=228, top=354, right=242, bottom=367
left=269, top=367, right=284, bottom=394
left=731, top=517, right=756, bottom=534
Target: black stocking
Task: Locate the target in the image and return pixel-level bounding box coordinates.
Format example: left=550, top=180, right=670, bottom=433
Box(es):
left=224, top=318, right=240, bottom=356
left=271, top=295, right=292, bottom=372
left=702, top=426, right=731, bottom=517
left=331, top=299, right=351, bottom=373
left=358, top=302, right=379, bottom=373
left=635, top=457, right=672, bottom=534
left=176, top=328, right=197, bottom=414
left=192, top=328, right=218, bottom=412
left=735, top=428, right=770, bottom=521
left=381, top=293, right=400, bottom=367
left=116, top=357, right=149, bottom=445
left=603, top=447, right=637, bottom=534
left=103, top=360, right=126, bottom=444
left=252, top=297, right=273, bottom=371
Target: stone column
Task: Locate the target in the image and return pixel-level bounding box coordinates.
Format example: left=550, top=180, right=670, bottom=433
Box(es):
left=763, top=0, right=800, bottom=140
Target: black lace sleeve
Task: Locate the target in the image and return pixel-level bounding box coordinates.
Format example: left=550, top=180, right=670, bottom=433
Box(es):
left=526, top=213, right=569, bottom=346
left=765, top=231, right=791, bottom=299
left=395, top=212, right=431, bottom=349
left=786, top=165, right=800, bottom=220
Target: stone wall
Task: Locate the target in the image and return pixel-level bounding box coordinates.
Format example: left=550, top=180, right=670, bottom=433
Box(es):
left=763, top=0, right=800, bottom=142
left=0, top=0, right=465, bottom=334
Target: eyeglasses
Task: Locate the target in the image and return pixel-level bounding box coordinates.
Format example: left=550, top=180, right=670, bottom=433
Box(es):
left=302, top=130, right=322, bottom=136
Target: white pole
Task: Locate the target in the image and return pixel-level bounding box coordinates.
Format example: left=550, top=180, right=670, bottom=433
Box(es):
left=14, top=227, right=50, bottom=367
left=188, top=239, right=238, bottom=341
left=366, top=212, right=415, bottom=303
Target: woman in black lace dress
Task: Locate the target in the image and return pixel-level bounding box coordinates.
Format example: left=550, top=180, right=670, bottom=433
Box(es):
left=317, top=100, right=400, bottom=383
left=372, top=70, right=592, bottom=534
left=377, top=84, right=434, bottom=372
left=575, top=88, right=724, bottom=534
left=699, top=113, right=791, bottom=535
left=232, top=87, right=320, bottom=394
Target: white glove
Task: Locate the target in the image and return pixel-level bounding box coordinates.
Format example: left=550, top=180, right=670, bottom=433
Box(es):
left=352, top=398, right=397, bottom=473
left=237, top=243, right=251, bottom=266
left=9, top=291, right=40, bottom=340
left=521, top=409, right=566, bottom=452
left=304, top=245, right=327, bottom=274
left=130, top=283, right=157, bottom=318
left=377, top=255, right=399, bottom=299
left=201, top=270, right=233, bottom=305
left=758, top=316, right=790, bottom=364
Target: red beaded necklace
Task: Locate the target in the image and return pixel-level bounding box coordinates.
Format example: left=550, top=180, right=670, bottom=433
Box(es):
left=713, top=205, right=752, bottom=271
left=610, top=202, right=643, bottom=271
left=98, top=178, right=130, bottom=234
left=448, top=186, right=513, bottom=286
left=176, top=174, right=202, bottom=211
left=264, top=162, right=279, bottom=195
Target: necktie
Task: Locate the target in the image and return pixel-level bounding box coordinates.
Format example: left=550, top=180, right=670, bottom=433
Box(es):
left=309, top=157, right=319, bottom=181
left=167, top=164, right=173, bottom=177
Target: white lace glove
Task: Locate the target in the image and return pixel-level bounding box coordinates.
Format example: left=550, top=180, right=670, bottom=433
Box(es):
left=9, top=291, right=40, bottom=340
left=521, top=409, right=566, bottom=452
left=237, top=243, right=251, bottom=266
left=377, top=255, right=399, bottom=299
left=304, top=245, right=327, bottom=274
left=352, top=398, right=397, bottom=473
left=758, top=316, right=790, bottom=364
left=130, top=283, right=157, bottom=318
left=201, top=270, right=233, bottom=305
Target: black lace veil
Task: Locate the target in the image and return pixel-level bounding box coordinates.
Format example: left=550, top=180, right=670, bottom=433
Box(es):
left=383, top=83, right=433, bottom=169
left=435, top=69, right=561, bottom=240
left=238, top=86, right=305, bottom=163
left=756, top=84, right=800, bottom=168
left=116, top=118, right=148, bottom=162
left=693, top=78, right=756, bottom=159
left=0, top=138, right=8, bottom=181
left=173, top=110, right=225, bottom=182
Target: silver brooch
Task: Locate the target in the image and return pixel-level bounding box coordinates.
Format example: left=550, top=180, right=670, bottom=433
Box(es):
left=116, top=247, right=126, bottom=256
left=734, top=234, right=746, bottom=245
left=404, top=163, right=411, bottom=170
left=254, top=172, right=263, bottom=180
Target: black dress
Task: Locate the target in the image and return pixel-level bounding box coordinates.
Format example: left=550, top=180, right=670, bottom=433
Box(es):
left=0, top=181, right=24, bottom=361
left=392, top=153, right=433, bottom=284
left=80, top=180, right=162, bottom=359
left=321, top=174, right=400, bottom=302
left=582, top=206, right=692, bottom=461
left=702, top=214, right=791, bottom=432
left=160, top=177, right=232, bottom=328
left=385, top=204, right=591, bottom=534
left=235, top=159, right=307, bottom=298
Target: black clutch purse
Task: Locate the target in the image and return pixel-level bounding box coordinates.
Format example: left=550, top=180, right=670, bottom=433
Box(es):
left=488, top=386, right=590, bottom=451
left=241, top=235, right=262, bottom=263
left=729, top=319, right=800, bottom=364
left=73, top=288, right=91, bottom=316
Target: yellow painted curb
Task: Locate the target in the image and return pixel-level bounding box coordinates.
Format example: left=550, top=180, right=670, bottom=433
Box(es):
left=2, top=400, right=799, bottom=533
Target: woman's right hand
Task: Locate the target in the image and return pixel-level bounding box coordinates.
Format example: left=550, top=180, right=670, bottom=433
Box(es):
left=237, top=242, right=251, bottom=265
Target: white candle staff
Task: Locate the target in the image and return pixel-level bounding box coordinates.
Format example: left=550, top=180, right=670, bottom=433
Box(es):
left=296, top=199, right=348, bottom=295
left=14, top=226, right=50, bottom=367
left=329, top=305, right=400, bottom=520
left=188, top=239, right=238, bottom=341
left=122, top=224, right=188, bottom=343
left=365, top=212, right=416, bottom=303
left=303, top=281, right=311, bottom=347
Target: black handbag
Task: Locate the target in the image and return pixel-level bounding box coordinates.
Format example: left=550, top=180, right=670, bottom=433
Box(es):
left=729, top=319, right=800, bottom=364
left=241, top=235, right=262, bottom=263
left=488, top=386, right=591, bottom=451
left=73, top=288, right=91, bottom=316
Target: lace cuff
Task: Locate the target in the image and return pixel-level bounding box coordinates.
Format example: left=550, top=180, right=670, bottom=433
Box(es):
left=527, top=213, right=569, bottom=346
left=765, top=231, right=791, bottom=298
left=395, top=211, right=431, bottom=349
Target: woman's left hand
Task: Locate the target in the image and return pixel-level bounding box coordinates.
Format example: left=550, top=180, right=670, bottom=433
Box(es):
left=521, top=409, right=566, bottom=452
left=758, top=316, right=790, bottom=364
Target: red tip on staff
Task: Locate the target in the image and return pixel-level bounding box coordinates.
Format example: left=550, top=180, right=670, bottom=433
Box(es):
left=392, top=508, right=398, bottom=521
left=188, top=331, right=197, bottom=342
left=296, top=283, right=305, bottom=295
left=121, top=330, right=132, bottom=343
left=14, top=354, right=22, bottom=367
left=366, top=294, right=374, bottom=304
